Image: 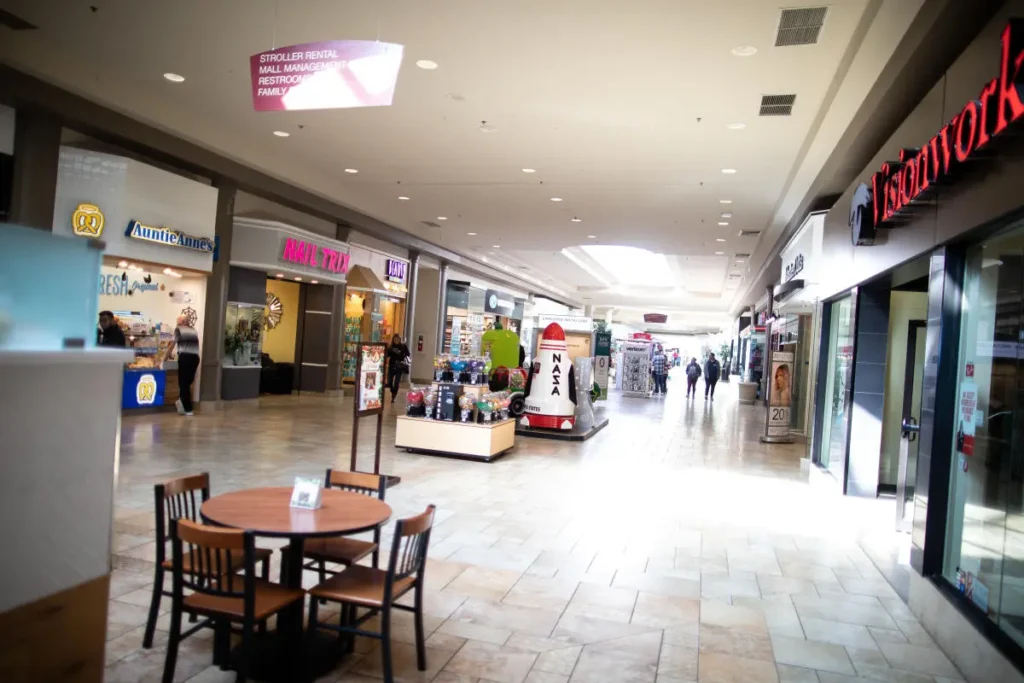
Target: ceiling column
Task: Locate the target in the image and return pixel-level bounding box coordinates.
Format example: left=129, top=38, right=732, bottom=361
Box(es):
left=9, top=109, right=61, bottom=230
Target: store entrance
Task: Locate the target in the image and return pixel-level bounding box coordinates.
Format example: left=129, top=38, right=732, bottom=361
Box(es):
left=895, top=320, right=926, bottom=532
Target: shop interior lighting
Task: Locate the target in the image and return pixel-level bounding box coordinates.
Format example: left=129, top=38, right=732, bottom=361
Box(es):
left=467, top=232, right=477, bottom=235
left=117, top=260, right=129, bottom=268
left=294, top=277, right=302, bottom=281
left=522, top=168, right=536, bottom=173
left=275, top=273, right=284, bottom=278
left=726, top=122, right=747, bottom=130
left=721, top=168, right=738, bottom=174
left=550, top=197, right=563, bottom=202
left=398, top=196, right=410, bottom=201
left=718, top=222, right=729, bottom=226
left=162, top=267, right=183, bottom=278
left=731, top=45, right=758, bottom=56
left=344, top=168, right=358, bottom=174
left=163, top=72, right=186, bottom=83
left=273, top=131, right=290, bottom=137
left=437, top=216, right=448, bottom=221
left=311, top=280, right=319, bottom=284
left=716, top=238, right=726, bottom=242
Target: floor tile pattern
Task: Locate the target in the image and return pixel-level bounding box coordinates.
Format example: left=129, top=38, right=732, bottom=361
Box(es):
left=105, top=376, right=964, bottom=682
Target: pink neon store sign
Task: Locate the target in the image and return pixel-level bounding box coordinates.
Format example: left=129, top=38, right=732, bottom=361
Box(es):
left=280, top=237, right=350, bottom=275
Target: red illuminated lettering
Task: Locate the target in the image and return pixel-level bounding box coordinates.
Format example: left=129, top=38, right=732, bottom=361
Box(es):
left=994, top=21, right=1024, bottom=135
left=977, top=78, right=998, bottom=148
left=955, top=101, right=979, bottom=162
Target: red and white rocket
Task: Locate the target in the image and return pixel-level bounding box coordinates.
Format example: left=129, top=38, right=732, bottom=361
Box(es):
left=520, top=323, right=577, bottom=430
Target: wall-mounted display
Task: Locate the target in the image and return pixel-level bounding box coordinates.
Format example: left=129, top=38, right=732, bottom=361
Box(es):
left=224, top=302, right=264, bottom=367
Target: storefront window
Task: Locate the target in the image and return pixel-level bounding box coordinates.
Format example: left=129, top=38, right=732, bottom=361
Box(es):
left=343, top=291, right=407, bottom=382
left=944, top=224, right=1024, bottom=645
left=818, top=296, right=854, bottom=481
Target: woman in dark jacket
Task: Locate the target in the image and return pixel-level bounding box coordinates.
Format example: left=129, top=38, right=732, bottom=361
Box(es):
left=385, top=334, right=411, bottom=404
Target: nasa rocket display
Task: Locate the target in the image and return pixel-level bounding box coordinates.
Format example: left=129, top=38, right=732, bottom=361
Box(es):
left=520, top=323, right=577, bottom=430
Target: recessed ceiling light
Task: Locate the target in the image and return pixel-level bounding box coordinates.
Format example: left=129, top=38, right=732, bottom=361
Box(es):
left=522, top=168, right=536, bottom=173
left=467, top=232, right=477, bottom=236
left=550, top=197, right=563, bottom=202
left=571, top=217, right=582, bottom=223
left=715, top=251, right=725, bottom=255
left=437, top=216, right=448, bottom=221
left=163, top=72, right=186, bottom=83
left=416, top=59, right=439, bottom=70
left=479, top=124, right=498, bottom=133
left=736, top=260, right=746, bottom=264
left=726, top=122, right=747, bottom=130
left=718, top=222, right=729, bottom=226
left=716, top=238, right=726, bottom=242
left=731, top=45, right=758, bottom=57
left=492, top=245, right=501, bottom=248
left=273, top=130, right=290, bottom=137
left=587, top=235, right=597, bottom=239
left=310, top=280, right=318, bottom=284
left=344, top=168, right=358, bottom=174
left=721, top=168, right=738, bottom=174
left=275, top=273, right=284, bottom=278
left=721, top=213, right=733, bottom=218
left=720, top=199, right=733, bottom=204
left=294, top=276, right=302, bottom=281
left=398, top=196, right=410, bottom=201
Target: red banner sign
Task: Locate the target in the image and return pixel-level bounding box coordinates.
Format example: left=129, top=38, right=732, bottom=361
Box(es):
left=250, top=40, right=404, bottom=112
left=870, top=20, right=1024, bottom=227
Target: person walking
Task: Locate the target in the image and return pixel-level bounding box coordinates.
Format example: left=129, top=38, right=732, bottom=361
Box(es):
left=704, top=352, right=721, bottom=401
left=385, top=334, right=411, bottom=404
left=166, top=315, right=200, bottom=416
left=651, top=345, right=668, bottom=395
left=685, top=357, right=701, bottom=399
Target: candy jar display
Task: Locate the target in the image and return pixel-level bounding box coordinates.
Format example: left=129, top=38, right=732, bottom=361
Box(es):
left=433, top=355, right=445, bottom=382
left=469, top=358, right=486, bottom=385
left=405, top=385, right=425, bottom=417
left=476, top=395, right=494, bottom=423
left=498, top=392, right=512, bottom=420
left=451, top=358, right=469, bottom=384
left=423, top=387, right=437, bottom=420
left=458, top=393, right=476, bottom=423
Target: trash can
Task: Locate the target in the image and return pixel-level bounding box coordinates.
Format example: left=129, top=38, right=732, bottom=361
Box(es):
left=738, top=381, right=758, bottom=405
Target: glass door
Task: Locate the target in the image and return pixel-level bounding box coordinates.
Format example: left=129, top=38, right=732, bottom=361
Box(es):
left=818, top=296, right=855, bottom=484
left=895, top=320, right=926, bottom=532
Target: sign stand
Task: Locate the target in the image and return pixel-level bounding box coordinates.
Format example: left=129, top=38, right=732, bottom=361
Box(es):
left=760, top=316, right=795, bottom=444
left=350, top=342, right=401, bottom=488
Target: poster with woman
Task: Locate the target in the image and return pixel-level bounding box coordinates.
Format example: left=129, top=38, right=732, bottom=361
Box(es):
left=767, top=351, right=794, bottom=437
left=357, top=344, right=385, bottom=412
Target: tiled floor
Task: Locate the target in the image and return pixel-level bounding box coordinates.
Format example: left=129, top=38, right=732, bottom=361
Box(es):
left=105, top=375, right=964, bottom=683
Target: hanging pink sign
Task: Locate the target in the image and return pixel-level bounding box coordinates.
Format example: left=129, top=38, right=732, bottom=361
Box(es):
left=250, top=40, right=404, bottom=112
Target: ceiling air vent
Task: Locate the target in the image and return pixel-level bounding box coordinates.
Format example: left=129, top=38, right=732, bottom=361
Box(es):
left=420, top=220, right=441, bottom=229
left=734, top=252, right=751, bottom=258
left=738, top=230, right=762, bottom=238
left=760, top=94, right=796, bottom=116
left=0, top=9, right=38, bottom=30
left=775, top=7, right=827, bottom=47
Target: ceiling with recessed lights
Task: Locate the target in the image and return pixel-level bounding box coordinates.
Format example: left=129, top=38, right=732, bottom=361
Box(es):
left=0, top=0, right=928, bottom=329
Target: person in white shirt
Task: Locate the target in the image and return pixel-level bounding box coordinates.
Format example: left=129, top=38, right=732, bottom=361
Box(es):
left=166, top=315, right=200, bottom=416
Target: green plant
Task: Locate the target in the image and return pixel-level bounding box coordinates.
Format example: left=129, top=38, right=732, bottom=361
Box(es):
left=594, top=319, right=609, bottom=334
left=224, top=330, right=245, bottom=356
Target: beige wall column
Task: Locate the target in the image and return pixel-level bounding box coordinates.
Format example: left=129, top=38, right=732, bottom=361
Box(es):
left=199, top=181, right=236, bottom=402
left=9, top=109, right=62, bottom=230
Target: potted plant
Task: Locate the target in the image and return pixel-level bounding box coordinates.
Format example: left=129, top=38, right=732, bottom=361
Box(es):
left=224, top=330, right=245, bottom=366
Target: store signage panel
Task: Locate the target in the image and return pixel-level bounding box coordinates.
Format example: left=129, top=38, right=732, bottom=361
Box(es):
left=385, top=258, right=407, bottom=283
left=250, top=40, right=404, bottom=112
left=484, top=289, right=516, bottom=317
left=766, top=351, right=794, bottom=437
left=280, top=237, right=350, bottom=274
left=122, top=370, right=166, bottom=409
left=857, top=19, right=1024, bottom=235
left=72, top=203, right=105, bottom=239
left=784, top=254, right=804, bottom=282
left=126, top=220, right=215, bottom=253
left=538, top=315, right=593, bottom=333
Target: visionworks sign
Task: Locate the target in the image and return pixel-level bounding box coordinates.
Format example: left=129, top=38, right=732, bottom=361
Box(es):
left=852, top=20, right=1024, bottom=242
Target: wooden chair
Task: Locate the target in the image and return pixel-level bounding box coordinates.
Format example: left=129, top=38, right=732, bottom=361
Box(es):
left=298, top=470, right=387, bottom=585
left=143, top=474, right=272, bottom=649
left=307, top=505, right=436, bottom=683
left=162, top=519, right=306, bottom=683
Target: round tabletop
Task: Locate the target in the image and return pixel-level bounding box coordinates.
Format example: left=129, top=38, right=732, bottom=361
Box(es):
left=201, top=487, right=392, bottom=538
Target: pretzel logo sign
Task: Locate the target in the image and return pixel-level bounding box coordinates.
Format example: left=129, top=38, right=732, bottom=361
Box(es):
left=136, top=374, right=157, bottom=405
left=72, top=203, right=105, bottom=238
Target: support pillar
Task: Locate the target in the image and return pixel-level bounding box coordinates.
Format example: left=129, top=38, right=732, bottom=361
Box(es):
left=325, top=222, right=350, bottom=394
left=403, top=251, right=421, bottom=371
left=435, top=262, right=449, bottom=352
left=9, top=109, right=62, bottom=230
left=199, top=181, right=236, bottom=403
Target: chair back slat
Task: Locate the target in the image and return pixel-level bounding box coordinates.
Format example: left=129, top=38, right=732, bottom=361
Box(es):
left=325, top=469, right=386, bottom=500
left=154, top=473, right=211, bottom=552
left=171, top=519, right=250, bottom=599
left=388, top=505, right=436, bottom=581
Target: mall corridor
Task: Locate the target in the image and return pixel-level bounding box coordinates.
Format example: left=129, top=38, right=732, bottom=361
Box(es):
left=104, top=381, right=958, bottom=683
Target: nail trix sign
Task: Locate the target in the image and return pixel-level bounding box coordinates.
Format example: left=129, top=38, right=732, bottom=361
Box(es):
left=280, top=237, right=350, bottom=275
left=867, top=20, right=1024, bottom=229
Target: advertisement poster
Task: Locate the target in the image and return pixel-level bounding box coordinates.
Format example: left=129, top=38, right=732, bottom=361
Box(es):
left=620, top=341, right=652, bottom=397
left=957, top=378, right=978, bottom=456
left=594, top=331, right=612, bottom=400
left=767, top=351, right=794, bottom=437
left=449, top=316, right=463, bottom=355
left=250, top=40, right=404, bottom=112
left=357, top=345, right=385, bottom=412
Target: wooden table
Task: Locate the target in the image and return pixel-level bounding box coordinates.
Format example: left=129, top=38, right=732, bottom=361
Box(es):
left=201, top=487, right=392, bottom=681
